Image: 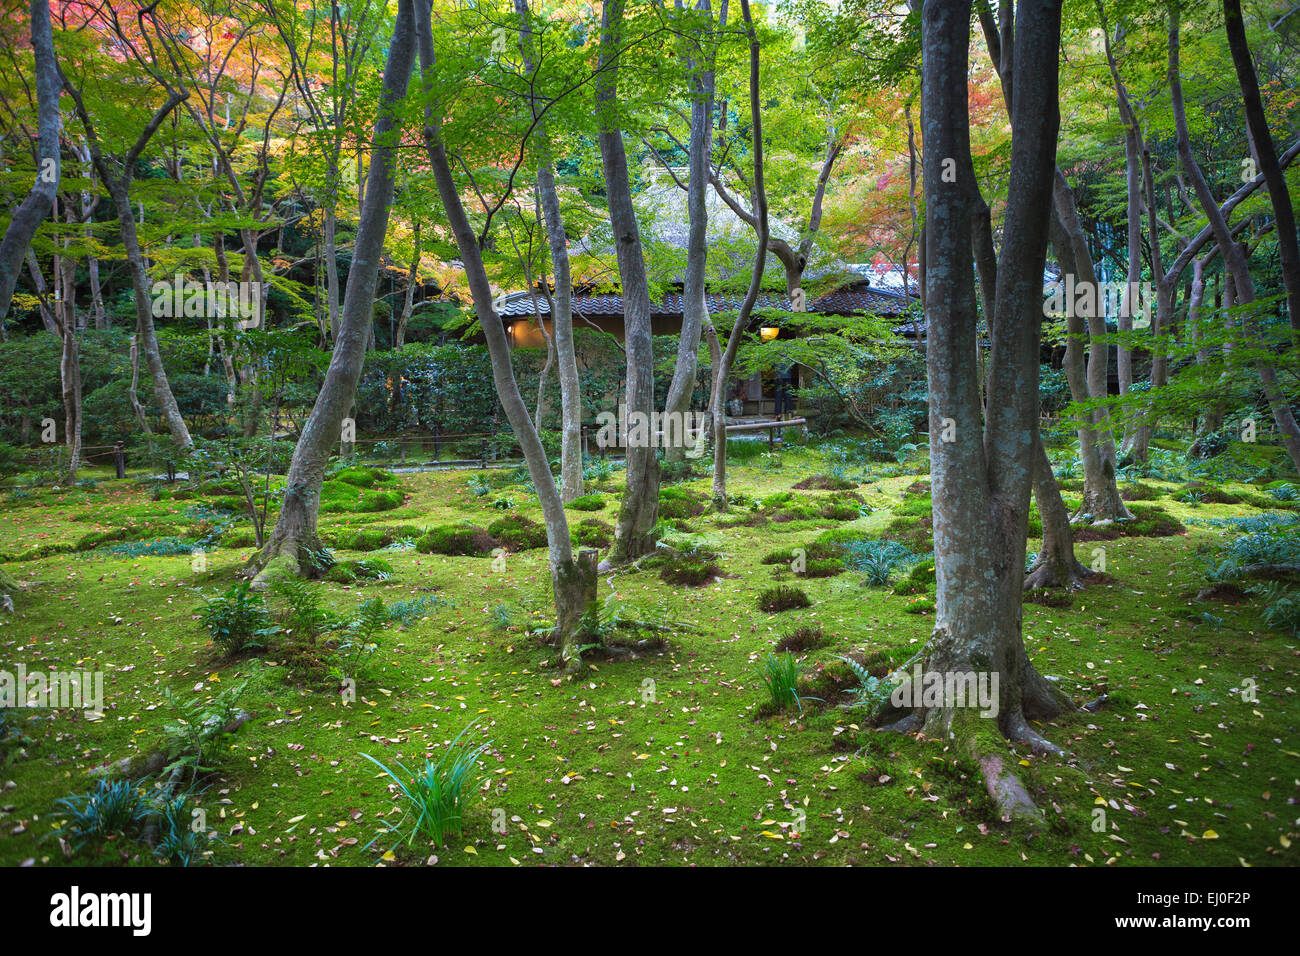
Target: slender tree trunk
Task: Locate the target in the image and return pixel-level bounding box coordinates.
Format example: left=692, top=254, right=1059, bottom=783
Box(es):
left=1051, top=177, right=1131, bottom=522
left=324, top=208, right=342, bottom=340
left=710, top=0, right=769, bottom=510
left=0, top=0, right=60, bottom=322
left=1127, top=145, right=1174, bottom=463
left=1188, top=256, right=1224, bottom=455
left=416, top=0, right=591, bottom=670
left=1026, top=431, right=1095, bottom=589
left=663, top=0, right=719, bottom=465
left=536, top=162, right=585, bottom=501
left=598, top=0, right=660, bottom=560
left=516, top=0, right=583, bottom=500
left=249, top=0, right=417, bottom=583
left=63, top=80, right=193, bottom=449
left=395, top=222, right=420, bottom=349
left=1099, top=13, right=1141, bottom=449
left=1170, top=11, right=1300, bottom=473
left=1224, top=0, right=1300, bottom=337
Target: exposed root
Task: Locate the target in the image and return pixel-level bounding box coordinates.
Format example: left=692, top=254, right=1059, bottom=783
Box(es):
left=1023, top=555, right=1100, bottom=591
left=975, top=751, right=1042, bottom=823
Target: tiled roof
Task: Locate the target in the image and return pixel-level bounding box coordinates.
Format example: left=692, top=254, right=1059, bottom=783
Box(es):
left=498, top=287, right=913, bottom=319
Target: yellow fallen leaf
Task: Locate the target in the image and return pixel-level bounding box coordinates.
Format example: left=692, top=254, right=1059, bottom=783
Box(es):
left=381, top=850, right=396, bottom=861
left=464, top=846, right=478, bottom=855
left=1202, top=829, right=1219, bottom=840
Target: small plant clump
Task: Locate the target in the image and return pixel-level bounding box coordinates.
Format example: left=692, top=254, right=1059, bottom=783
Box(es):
left=758, top=585, right=812, bottom=613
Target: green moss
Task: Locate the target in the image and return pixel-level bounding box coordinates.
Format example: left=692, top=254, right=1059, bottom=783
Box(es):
left=0, top=448, right=1294, bottom=869
left=416, top=525, right=496, bottom=556
left=566, top=494, right=607, bottom=511
left=486, top=514, right=549, bottom=551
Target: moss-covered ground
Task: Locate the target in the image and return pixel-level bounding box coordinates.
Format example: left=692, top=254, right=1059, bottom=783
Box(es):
left=1, top=440, right=1297, bottom=867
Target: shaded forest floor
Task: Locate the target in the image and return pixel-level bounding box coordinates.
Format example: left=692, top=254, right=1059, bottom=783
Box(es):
left=1, top=436, right=1297, bottom=867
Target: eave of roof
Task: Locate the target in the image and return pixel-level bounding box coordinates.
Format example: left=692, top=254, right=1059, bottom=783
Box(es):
left=498, top=287, right=913, bottom=319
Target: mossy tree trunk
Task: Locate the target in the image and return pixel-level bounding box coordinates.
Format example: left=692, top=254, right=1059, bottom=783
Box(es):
left=247, top=0, right=417, bottom=584
left=904, top=0, right=1074, bottom=824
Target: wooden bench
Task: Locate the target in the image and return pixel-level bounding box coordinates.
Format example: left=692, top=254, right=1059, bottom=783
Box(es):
left=724, top=417, right=807, bottom=449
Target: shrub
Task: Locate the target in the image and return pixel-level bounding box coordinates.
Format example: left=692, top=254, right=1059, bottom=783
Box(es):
left=572, top=518, right=613, bottom=549
left=658, top=486, right=707, bottom=520
left=837, top=655, right=896, bottom=713
left=199, top=583, right=278, bottom=654
left=1247, top=582, right=1300, bottom=637
left=1270, top=482, right=1299, bottom=502
left=894, top=493, right=932, bottom=518
left=340, top=528, right=393, bottom=552
left=354, top=489, right=404, bottom=513
left=880, top=516, right=934, bottom=552
left=758, top=585, right=811, bottom=613
left=487, top=514, right=548, bottom=551
left=154, top=793, right=217, bottom=867
left=52, top=779, right=148, bottom=852
left=362, top=721, right=492, bottom=850
left=842, top=539, right=920, bottom=586
left=892, top=558, right=936, bottom=595
left=332, top=466, right=393, bottom=489
left=756, top=652, right=805, bottom=712
left=222, top=529, right=256, bottom=549
left=334, top=597, right=389, bottom=678
left=660, top=556, right=720, bottom=587
left=1120, top=483, right=1160, bottom=501
left=416, top=525, right=496, bottom=556
left=566, top=494, right=607, bottom=511
left=776, top=625, right=828, bottom=653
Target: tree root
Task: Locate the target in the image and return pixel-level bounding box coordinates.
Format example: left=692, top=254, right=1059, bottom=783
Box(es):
left=91, top=711, right=252, bottom=780
left=1024, top=556, right=1101, bottom=591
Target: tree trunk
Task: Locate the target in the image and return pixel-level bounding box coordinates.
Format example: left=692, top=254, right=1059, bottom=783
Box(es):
left=598, top=0, right=660, bottom=560
left=1127, top=145, right=1174, bottom=463
left=536, top=162, right=585, bottom=502
left=324, top=208, right=342, bottom=341
left=516, top=0, right=584, bottom=501
left=395, top=222, right=420, bottom=349
left=0, top=0, right=60, bottom=323
left=1100, top=15, right=1140, bottom=447
left=1224, top=0, right=1300, bottom=338
left=62, top=79, right=193, bottom=450
left=249, top=0, right=418, bottom=583
left=417, top=0, right=591, bottom=671
left=710, top=0, right=770, bottom=511
left=1050, top=178, right=1131, bottom=523
left=1169, top=11, right=1300, bottom=473
left=1025, top=431, right=1095, bottom=590
left=663, top=0, right=718, bottom=465
left=905, top=0, right=1073, bottom=824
